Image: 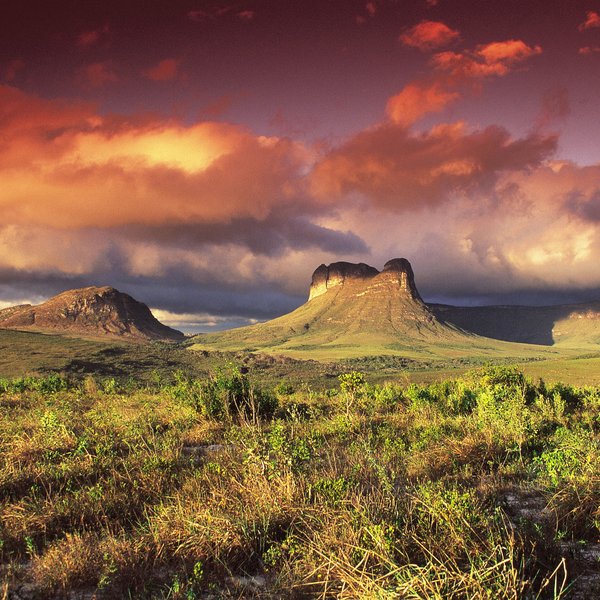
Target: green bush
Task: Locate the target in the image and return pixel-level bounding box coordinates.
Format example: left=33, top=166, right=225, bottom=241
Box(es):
left=167, top=366, right=278, bottom=421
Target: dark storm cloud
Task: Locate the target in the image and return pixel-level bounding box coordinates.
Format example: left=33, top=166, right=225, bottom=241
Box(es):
left=120, top=213, right=368, bottom=257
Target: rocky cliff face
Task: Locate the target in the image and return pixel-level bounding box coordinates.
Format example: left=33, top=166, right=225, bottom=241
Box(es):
left=0, top=286, right=184, bottom=341
left=309, top=257, right=422, bottom=301
left=309, top=262, right=379, bottom=300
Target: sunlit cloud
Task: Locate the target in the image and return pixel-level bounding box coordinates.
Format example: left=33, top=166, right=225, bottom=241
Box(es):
left=142, top=58, right=182, bottom=82
left=386, top=38, right=542, bottom=126
left=431, top=40, right=542, bottom=79
left=311, top=121, right=556, bottom=210
left=187, top=4, right=255, bottom=23
left=386, top=81, right=459, bottom=126
left=400, top=20, right=460, bottom=52
left=579, top=10, right=600, bottom=31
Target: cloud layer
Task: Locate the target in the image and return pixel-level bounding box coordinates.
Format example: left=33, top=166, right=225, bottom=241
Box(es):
left=2, top=18, right=600, bottom=329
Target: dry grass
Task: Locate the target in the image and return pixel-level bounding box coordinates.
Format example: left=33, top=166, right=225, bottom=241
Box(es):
left=1, top=366, right=595, bottom=597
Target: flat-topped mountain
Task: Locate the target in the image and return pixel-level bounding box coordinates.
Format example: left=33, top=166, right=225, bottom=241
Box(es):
left=191, top=258, right=488, bottom=358
left=0, top=286, right=184, bottom=341
left=309, top=258, right=423, bottom=301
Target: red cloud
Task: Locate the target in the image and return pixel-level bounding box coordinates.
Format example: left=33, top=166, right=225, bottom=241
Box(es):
left=386, top=81, right=459, bottom=126
left=579, top=46, right=600, bottom=55
left=400, top=20, right=460, bottom=52
left=311, top=121, right=556, bottom=209
left=386, top=38, right=541, bottom=126
left=432, top=40, right=542, bottom=79
left=0, top=85, right=312, bottom=230
left=80, top=62, right=118, bottom=88
left=76, top=24, right=110, bottom=48
left=579, top=10, right=600, bottom=31
left=187, top=5, right=252, bottom=22
left=143, top=59, right=181, bottom=82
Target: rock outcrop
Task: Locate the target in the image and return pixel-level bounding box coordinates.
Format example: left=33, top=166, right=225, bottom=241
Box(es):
left=309, top=262, right=379, bottom=300
left=309, top=257, right=421, bottom=301
left=0, top=286, right=184, bottom=341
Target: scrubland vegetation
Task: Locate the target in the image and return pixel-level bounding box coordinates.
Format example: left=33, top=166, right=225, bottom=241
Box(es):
left=1, top=365, right=599, bottom=598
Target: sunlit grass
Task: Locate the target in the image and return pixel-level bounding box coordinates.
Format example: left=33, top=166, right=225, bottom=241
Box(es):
left=1, top=365, right=596, bottom=597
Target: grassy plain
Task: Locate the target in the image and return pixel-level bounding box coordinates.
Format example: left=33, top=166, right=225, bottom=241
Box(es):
left=1, top=325, right=600, bottom=598
left=1, top=365, right=599, bottom=598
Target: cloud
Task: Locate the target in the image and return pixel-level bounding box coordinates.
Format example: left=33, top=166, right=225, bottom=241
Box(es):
left=0, top=83, right=372, bottom=311
left=79, top=62, right=118, bottom=88
left=534, top=86, right=570, bottom=131
left=400, top=20, right=460, bottom=52
left=142, top=58, right=182, bottom=82
left=386, top=38, right=542, bottom=126
left=187, top=5, right=254, bottom=22
left=579, top=10, right=600, bottom=31
left=237, top=10, right=255, bottom=21
left=579, top=45, right=600, bottom=55
left=431, top=40, right=542, bottom=79
left=386, top=81, right=459, bottom=126
left=76, top=24, right=110, bottom=48
left=315, top=158, right=600, bottom=305
left=311, top=121, right=557, bottom=209
left=120, top=212, right=368, bottom=257
left=0, top=25, right=598, bottom=329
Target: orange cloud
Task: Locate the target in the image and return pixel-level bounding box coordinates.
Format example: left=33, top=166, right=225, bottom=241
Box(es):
left=142, top=58, right=181, bottom=82
left=579, top=10, right=600, bottom=31
left=400, top=20, right=460, bottom=51
left=432, top=40, right=542, bottom=79
left=80, top=62, right=118, bottom=88
left=0, top=85, right=313, bottom=230
left=386, top=81, right=459, bottom=126
left=386, top=38, right=541, bottom=126
left=311, top=121, right=556, bottom=209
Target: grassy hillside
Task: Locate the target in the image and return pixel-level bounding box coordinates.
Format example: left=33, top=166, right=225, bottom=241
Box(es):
left=1, top=366, right=598, bottom=598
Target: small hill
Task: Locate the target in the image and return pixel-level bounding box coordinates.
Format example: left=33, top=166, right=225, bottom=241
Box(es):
left=0, top=286, right=184, bottom=342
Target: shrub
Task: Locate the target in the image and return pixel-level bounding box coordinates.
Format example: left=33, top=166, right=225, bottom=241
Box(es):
left=339, top=371, right=366, bottom=415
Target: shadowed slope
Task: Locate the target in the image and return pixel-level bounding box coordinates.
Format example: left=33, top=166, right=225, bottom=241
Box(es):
left=432, top=302, right=600, bottom=347
left=0, top=286, right=184, bottom=342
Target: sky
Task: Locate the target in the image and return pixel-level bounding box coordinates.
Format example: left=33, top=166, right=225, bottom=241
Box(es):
left=2, top=0, right=600, bottom=332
